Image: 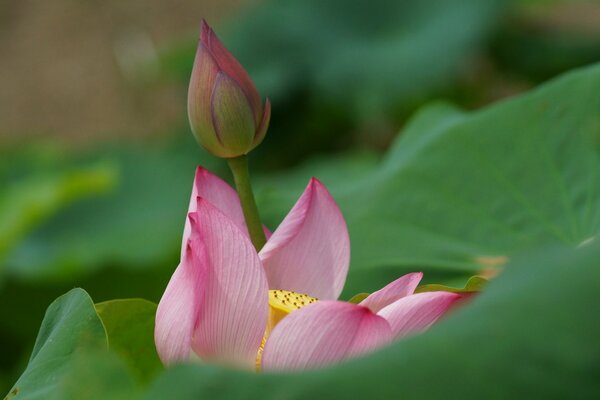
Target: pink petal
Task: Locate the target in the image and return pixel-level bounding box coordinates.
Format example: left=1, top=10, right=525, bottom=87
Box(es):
left=155, top=237, right=207, bottom=365
left=359, top=272, right=423, bottom=313
left=261, top=301, right=392, bottom=371
left=259, top=179, right=350, bottom=300
left=181, top=167, right=263, bottom=257
left=377, top=291, right=461, bottom=340
left=190, top=199, right=269, bottom=369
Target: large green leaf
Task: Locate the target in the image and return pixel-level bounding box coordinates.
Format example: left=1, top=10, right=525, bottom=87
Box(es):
left=95, top=299, right=163, bottom=383
left=6, top=289, right=108, bottom=399
left=44, top=351, right=139, bottom=400
left=257, top=64, right=600, bottom=296
left=144, top=241, right=600, bottom=399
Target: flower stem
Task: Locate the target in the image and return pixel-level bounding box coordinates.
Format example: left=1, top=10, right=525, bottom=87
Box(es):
left=227, top=155, right=267, bottom=251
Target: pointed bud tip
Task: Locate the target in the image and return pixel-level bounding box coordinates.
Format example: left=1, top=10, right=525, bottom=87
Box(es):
left=308, top=177, right=324, bottom=188
left=200, top=19, right=211, bottom=44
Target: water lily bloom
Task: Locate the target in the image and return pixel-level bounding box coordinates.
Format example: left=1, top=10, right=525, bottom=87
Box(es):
left=155, top=167, right=461, bottom=371
left=188, top=20, right=271, bottom=158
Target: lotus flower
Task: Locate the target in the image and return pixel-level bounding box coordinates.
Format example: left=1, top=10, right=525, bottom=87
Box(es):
left=155, top=167, right=461, bottom=371
left=188, top=20, right=271, bottom=158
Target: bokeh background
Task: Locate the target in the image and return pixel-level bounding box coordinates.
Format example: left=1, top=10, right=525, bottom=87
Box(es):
left=2, top=0, right=600, bottom=393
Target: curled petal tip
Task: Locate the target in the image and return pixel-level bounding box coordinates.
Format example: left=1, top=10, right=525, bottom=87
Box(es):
left=186, top=212, right=201, bottom=240
left=187, top=211, right=199, bottom=226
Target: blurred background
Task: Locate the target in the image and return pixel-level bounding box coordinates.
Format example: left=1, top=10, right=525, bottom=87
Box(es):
left=1, top=0, right=600, bottom=393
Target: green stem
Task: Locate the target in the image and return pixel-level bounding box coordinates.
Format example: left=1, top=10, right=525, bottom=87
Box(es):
left=227, top=155, right=267, bottom=251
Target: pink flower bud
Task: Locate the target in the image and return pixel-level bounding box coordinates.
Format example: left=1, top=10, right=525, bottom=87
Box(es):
left=188, top=20, right=271, bottom=158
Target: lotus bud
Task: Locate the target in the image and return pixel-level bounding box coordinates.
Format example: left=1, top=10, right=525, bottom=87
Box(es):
left=188, top=20, right=271, bottom=158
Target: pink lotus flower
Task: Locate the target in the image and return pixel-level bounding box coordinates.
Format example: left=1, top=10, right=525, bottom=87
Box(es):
left=188, top=20, right=271, bottom=158
left=155, top=167, right=461, bottom=371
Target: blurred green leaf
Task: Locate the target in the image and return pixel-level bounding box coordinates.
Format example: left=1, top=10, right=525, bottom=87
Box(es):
left=226, top=0, right=503, bottom=117
left=0, top=162, right=117, bottom=264
left=95, top=299, right=163, bottom=383
left=4, top=138, right=221, bottom=281
left=492, top=1, right=600, bottom=81
left=6, top=288, right=108, bottom=399
left=415, top=276, right=488, bottom=294
left=257, top=64, right=600, bottom=296
left=144, top=242, right=600, bottom=399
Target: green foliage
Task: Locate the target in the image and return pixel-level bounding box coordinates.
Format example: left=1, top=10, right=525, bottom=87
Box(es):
left=0, top=161, right=116, bottom=265
left=95, top=299, right=163, bottom=383
left=6, top=289, right=108, bottom=399
left=4, top=138, right=221, bottom=281
left=226, top=0, right=503, bottom=116
left=44, top=351, right=139, bottom=400
left=415, top=276, right=488, bottom=294
left=257, top=64, right=600, bottom=296
left=492, top=2, right=600, bottom=81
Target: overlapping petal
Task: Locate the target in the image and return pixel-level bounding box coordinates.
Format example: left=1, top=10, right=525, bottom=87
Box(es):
left=377, top=291, right=461, bottom=339
left=261, top=301, right=392, bottom=371
left=259, top=179, right=350, bottom=299
left=189, top=199, right=269, bottom=369
left=180, top=167, right=247, bottom=257
left=155, top=235, right=207, bottom=365
left=360, top=272, right=423, bottom=313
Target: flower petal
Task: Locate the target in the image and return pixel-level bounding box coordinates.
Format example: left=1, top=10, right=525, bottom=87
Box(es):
left=377, top=291, right=461, bottom=340
left=259, top=179, right=350, bottom=300
left=359, top=272, right=423, bottom=313
left=181, top=167, right=251, bottom=257
left=261, top=301, right=392, bottom=371
left=155, top=238, right=206, bottom=365
left=190, top=199, right=269, bottom=369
